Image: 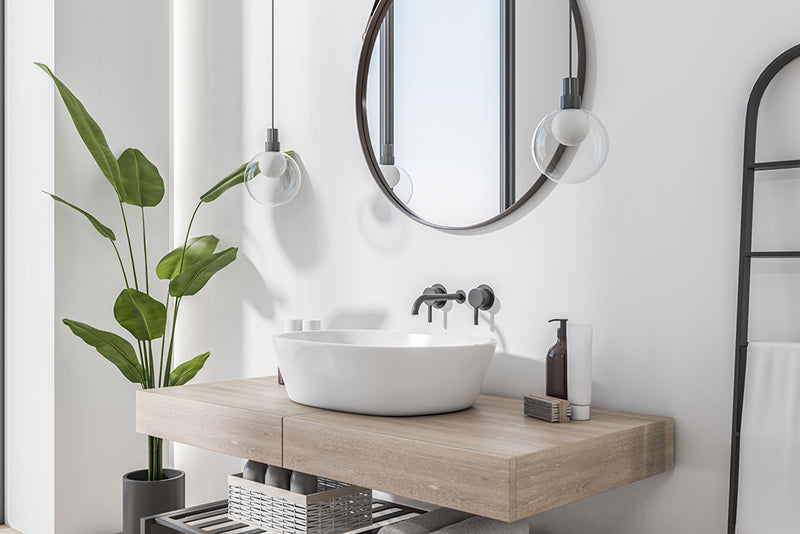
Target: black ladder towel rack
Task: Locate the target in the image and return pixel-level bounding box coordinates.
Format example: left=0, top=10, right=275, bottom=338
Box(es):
left=729, top=42, right=800, bottom=534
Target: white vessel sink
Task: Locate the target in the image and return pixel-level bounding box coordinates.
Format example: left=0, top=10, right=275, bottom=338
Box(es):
left=272, top=330, right=496, bottom=416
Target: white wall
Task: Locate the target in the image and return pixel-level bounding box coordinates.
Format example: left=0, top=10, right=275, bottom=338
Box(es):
left=171, top=1, right=800, bottom=533
left=171, top=0, right=255, bottom=506
left=53, top=1, right=169, bottom=532
left=6, top=0, right=169, bottom=532
left=5, top=0, right=56, bottom=532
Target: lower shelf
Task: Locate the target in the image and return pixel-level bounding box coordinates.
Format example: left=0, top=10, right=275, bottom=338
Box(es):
left=144, top=497, right=425, bottom=534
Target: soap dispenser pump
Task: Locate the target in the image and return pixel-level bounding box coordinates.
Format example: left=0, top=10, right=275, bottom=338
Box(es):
left=546, top=319, right=568, bottom=400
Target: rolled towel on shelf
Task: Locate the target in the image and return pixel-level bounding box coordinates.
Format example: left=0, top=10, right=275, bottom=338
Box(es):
left=432, top=516, right=529, bottom=534
left=377, top=508, right=472, bottom=534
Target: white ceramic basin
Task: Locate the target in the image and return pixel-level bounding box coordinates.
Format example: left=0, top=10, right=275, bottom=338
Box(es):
left=272, top=330, right=496, bottom=416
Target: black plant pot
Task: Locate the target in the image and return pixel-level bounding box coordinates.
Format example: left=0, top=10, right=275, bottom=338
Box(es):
left=123, top=469, right=185, bottom=534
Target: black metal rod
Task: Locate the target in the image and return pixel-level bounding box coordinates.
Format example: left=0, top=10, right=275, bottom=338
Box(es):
left=747, top=251, right=800, bottom=258
left=750, top=159, right=800, bottom=171
left=500, top=0, right=515, bottom=210
left=379, top=5, right=395, bottom=166
left=728, top=42, right=800, bottom=534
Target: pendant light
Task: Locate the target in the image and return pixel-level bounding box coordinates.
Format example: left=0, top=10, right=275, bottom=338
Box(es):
left=244, top=0, right=301, bottom=206
left=378, top=4, right=413, bottom=204
left=532, top=0, right=608, bottom=184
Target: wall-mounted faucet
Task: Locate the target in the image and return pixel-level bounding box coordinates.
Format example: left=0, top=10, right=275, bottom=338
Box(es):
left=411, top=284, right=466, bottom=323
left=467, top=285, right=495, bottom=325
left=412, top=283, right=495, bottom=325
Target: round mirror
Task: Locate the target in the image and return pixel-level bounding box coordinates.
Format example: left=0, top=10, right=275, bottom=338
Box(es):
left=356, top=0, right=586, bottom=230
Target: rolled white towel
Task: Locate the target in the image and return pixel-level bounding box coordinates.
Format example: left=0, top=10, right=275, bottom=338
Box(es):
left=433, top=516, right=529, bottom=534
left=378, top=508, right=473, bottom=534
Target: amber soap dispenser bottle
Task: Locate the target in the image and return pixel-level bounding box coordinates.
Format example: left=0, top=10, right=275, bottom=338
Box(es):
left=546, top=319, right=568, bottom=400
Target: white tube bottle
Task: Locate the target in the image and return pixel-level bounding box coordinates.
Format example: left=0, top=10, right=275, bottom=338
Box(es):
left=567, top=323, right=593, bottom=420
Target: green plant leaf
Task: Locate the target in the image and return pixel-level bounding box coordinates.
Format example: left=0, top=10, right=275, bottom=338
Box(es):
left=168, top=352, right=211, bottom=387
left=45, top=192, right=116, bottom=240
left=200, top=163, right=247, bottom=203
left=62, top=319, right=143, bottom=384
left=156, top=235, right=220, bottom=280
left=117, top=148, right=165, bottom=207
left=169, top=247, right=238, bottom=297
left=113, top=289, right=167, bottom=341
left=35, top=63, right=123, bottom=196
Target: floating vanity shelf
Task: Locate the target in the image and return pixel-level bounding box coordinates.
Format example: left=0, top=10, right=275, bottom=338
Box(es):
left=136, top=377, right=674, bottom=522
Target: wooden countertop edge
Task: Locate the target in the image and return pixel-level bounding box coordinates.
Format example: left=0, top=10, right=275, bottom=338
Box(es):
left=511, top=415, right=675, bottom=520
left=281, top=415, right=514, bottom=460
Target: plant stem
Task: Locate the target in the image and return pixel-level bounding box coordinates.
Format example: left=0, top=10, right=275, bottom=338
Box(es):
left=158, top=294, right=170, bottom=386
left=147, top=340, right=155, bottom=388
left=160, top=201, right=202, bottom=388
left=138, top=340, right=150, bottom=389
left=141, top=207, right=149, bottom=295
left=148, top=435, right=163, bottom=481
left=119, top=202, right=139, bottom=290
left=180, top=202, right=202, bottom=272
left=111, top=241, right=131, bottom=289
left=163, top=298, right=181, bottom=387
left=140, top=205, right=156, bottom=388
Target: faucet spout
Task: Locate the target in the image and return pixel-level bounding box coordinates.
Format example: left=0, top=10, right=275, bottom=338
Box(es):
left=411, top=292, right=465, bottom=315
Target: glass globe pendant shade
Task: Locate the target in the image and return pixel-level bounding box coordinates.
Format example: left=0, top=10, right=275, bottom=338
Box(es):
left=532, top=106, right=608, bottom=184
left=244, top=149, right=301, bottom=206
left=379, top=163, right=413, bottom=204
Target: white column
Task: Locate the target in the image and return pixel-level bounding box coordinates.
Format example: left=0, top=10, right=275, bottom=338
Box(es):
left=5, top=0, right=55, bottom=532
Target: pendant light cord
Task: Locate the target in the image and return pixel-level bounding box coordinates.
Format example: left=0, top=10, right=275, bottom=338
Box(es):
left=271, top=0, right=275, bottom=129
left=568, top=0, right=573, bottom=78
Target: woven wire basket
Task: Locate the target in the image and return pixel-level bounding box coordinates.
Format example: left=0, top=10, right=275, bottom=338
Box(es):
left=228, top=473, right=372, bottom=534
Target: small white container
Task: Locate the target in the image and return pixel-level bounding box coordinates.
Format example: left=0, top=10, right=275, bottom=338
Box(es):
left=303, top=319, right=321, bottom=331
left=567, top=324, right=592, bottom=420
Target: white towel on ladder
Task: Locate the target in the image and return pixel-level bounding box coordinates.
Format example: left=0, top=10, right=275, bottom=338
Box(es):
left=738, top=341, right=800, bottom=534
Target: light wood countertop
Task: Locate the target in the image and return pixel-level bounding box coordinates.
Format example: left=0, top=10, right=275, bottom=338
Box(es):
left=136, top=377, right=318, bottom=465
left=137, top=377, right=674, bottom=521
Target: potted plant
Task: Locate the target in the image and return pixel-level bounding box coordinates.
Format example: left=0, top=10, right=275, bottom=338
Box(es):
left=37, top=63, right=249, bottom=534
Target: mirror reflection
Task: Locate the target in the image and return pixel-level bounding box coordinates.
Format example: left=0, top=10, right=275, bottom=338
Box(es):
left=364, top=0, right=582, bottom=228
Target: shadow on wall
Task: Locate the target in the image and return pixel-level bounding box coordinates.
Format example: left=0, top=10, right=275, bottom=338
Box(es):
left=326, top=310, right=388, bottom=330
left=482, top=352, right=545, bottom=398
left=235, top=251, right=283, bottom=321
left=272, top=153, right=324, bottom=271
left=358, top=193, right=409, bottom=254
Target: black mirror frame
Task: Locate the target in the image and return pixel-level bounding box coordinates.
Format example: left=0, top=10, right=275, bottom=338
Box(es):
left=355, top=0, right=587, bottom=231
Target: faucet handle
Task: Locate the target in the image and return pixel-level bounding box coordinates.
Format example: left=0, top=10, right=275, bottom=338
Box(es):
left=467, top=284, right=495, bottom=325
